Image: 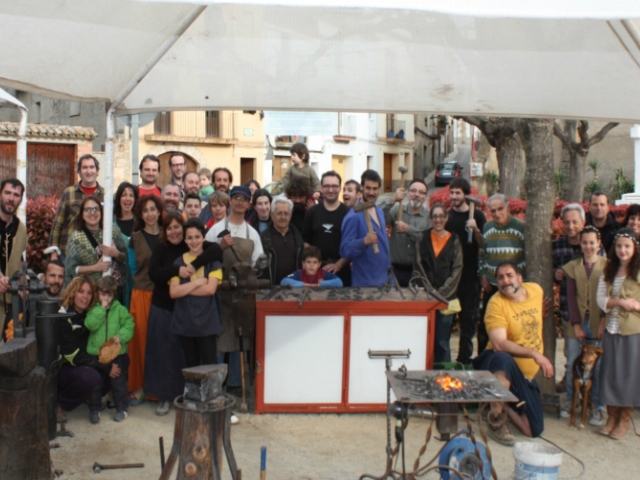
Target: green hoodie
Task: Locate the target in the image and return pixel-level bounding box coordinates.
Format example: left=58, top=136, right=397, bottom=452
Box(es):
left=85, top=299, right=135, bottom=356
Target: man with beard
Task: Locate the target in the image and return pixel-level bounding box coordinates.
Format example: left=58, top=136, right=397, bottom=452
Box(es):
left=446, top=177, right=486, bottom=364
left=49, top=154, right=104, bottom=259
left=342, top=180, right=361, bottom=208
left=162, top=183, right=182, bottom=214
left=302, top=171, right=351, bottom=286
left=3, top=259, right=65, bottom=340
left=182, top=171, right=201, bottom=196
left=0, top=178, right=27, bottom=327
left=168, top=153, right=187, bottom=192
left=137, top=154, right=162, bottom=198
left=340, top=170, right=391, bottom=287
left=200, top=167, right=233, bottom=224
left=473, top=261, right=553, bottom=446
left=285, top=177, right=314, bottom=233
left=586, top=191, right=620, bottom=251
left=382, top=178, right=431, bottom=287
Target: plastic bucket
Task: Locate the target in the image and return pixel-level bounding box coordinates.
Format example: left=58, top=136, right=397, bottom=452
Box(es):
left=513, top=442, right=562, bottom=480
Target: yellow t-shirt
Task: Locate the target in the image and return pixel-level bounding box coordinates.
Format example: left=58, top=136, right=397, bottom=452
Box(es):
left=170, top=253, right=223, bottom=284
left=485, top=282, right=544, bottom=380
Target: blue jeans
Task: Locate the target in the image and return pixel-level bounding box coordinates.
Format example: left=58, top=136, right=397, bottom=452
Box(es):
left=216, top=351, right=242, bottom=387
left=434, top=312, right=454, bottom=364
left=565, top=320, right=603, bottom=410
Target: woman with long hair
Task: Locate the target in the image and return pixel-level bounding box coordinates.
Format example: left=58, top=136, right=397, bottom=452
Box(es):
left=596, top=227, right=640, bottom=438
left=126, top=195, right=163, bottom=401
left=146, top=212, right=223, bottom=416
left=114, top=182, right=138, bottom=307
left=65, top=196, right=128, bottom=299
left=415, top=204, right=463, bottom=363
left=57, top=276, right=106, bottom=424
left=247, top=188, right=272, bottom=233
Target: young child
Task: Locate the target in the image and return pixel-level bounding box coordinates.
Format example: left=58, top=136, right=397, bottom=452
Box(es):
left=281, top=246, right=343, bottom=287
left=198, top=168, right=214, bottom=198
left=85, top=275, right=135, bottom=422
left=281, top=143, right=321, bottom=200
left=184, top=192, right=202, bottom=219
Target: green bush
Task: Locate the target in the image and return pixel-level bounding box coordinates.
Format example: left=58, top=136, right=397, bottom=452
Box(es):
left=27, top=195, right=59, bottom=273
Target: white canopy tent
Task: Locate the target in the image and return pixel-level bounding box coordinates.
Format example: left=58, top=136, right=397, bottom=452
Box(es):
left=1, top=0, right=640, bottom=257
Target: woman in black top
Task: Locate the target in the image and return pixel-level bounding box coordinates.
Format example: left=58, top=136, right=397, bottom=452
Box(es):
left=145, top=212, right=223, bottom=416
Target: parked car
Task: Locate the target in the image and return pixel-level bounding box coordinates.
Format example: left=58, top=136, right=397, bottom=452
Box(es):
left=435, top=161, right=463, bottom=186
left=263, top=181, right=284, bottom=196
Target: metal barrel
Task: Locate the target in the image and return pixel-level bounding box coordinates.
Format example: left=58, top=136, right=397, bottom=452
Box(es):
left=35, top=298, right=63, bottom=440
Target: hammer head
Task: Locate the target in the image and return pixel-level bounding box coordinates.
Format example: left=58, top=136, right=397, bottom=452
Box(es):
left=398, top=165, right=408, bottom=174
left=217, top=229, right=231, bottom=238
left=353, top=200, right=376, bottom=212
left=466, top=196, right=482, bottom=206
left=93, top=463, right=101, bottom=473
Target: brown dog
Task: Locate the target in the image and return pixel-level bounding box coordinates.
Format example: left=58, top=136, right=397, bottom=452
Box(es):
left=569, top=344, right=604, bottom=429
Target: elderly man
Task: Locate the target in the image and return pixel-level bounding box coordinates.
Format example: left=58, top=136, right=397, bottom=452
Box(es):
left=49, top=154, right=104, bottom=259
left=446, top=177, right=487, bottom=365
left=302, top=171, right=351, bottom=286
left=586, top=191, right=620, bottom=251
left=162, top=183, right=182, bottom=213
left=137, top=154, right=161, bottom=198
left=340, top=170, right=391, bottom=287
left=342, top=180, right=361, bottom=208
left=473, top=262, right=553, bottom=446
left=260, top=197, right=304, bottom=285
left=182, top=171, right=200, bottom=196
left=477, top=194, right=525, bottom=353
left=382, top=178, right=431, bottom=287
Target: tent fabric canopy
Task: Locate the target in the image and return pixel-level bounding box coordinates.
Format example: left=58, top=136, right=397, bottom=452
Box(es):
left=1, top=1, right=640, bottom=121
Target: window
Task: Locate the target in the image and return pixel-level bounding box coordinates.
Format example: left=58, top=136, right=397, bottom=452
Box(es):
left=206, top=111, right=219, bottom=137
left=154, top=112, right=172, bottom=135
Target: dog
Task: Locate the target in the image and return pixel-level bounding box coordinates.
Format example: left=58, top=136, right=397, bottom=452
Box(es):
left=569, top=344, right=604, bottom=429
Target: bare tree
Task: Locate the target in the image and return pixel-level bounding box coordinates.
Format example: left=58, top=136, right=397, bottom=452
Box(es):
left=457, top=116, right=524, bottom=198
left=553, top=120, right=619, bottom=202
left=518, top=118, right=556, bottom=397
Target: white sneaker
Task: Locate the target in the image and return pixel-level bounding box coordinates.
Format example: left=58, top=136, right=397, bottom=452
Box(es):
left=560, top=405, right=571, bottom=419
left=589, top=408, right=606, bottom=427
left=230, top=413, right=239, bottom=425
left=156, top=401, right=171, bottom=416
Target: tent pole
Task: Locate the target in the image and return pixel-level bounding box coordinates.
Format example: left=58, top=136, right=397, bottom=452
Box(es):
left=101, top=5, right=206, bottom=274
left=17, top=106, right=27, bottom=225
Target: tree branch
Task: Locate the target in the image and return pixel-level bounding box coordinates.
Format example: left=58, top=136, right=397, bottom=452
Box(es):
left=587, top=122, right=619, bottom=147
left=553, top=121, right=572, bottom=149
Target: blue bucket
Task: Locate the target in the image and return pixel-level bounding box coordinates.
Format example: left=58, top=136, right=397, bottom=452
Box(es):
left=513, top=442, right=562, bottom=480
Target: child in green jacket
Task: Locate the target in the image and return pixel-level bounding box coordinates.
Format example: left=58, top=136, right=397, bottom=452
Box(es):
left=85, top=275, right=135, bottom=422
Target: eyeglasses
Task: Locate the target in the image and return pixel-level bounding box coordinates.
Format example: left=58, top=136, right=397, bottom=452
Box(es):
left=84, top=206, right=100, bottom=213
left=322, top=184, right=340, bottom=190
left=409, top=189, right=427, bottom=195
left=171, top=163, right=185, bottom=167
left=231, top=196, right=249, bottom=203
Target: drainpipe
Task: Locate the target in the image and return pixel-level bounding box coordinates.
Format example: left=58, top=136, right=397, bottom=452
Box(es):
left=17, top=106, right=28, bottom=225
left=101, top=5, right=206, bottom=271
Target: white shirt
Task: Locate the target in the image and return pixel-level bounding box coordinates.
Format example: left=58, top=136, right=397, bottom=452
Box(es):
left=205, top=218, right=264, bottom=267
left=596, top=273, right=624, bottom=334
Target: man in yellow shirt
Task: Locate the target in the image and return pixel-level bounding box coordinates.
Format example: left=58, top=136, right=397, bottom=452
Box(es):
left=473, top=261, right=554, bottom=446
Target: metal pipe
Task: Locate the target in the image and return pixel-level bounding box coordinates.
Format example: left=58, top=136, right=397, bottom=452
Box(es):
left=17, top=106, right=28, bottom=225
left=102, top=5, right=206, bottom=271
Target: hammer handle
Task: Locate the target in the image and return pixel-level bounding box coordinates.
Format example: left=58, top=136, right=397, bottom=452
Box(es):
left=363, top=211, right=380, bottom=254
left=467, top=202, right=475, bottom=244
left=397, top=174, right=407, bottom=223
left=100, top=463, right=145, bottom=470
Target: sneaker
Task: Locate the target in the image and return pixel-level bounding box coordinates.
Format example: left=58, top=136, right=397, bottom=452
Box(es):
left=128, top=389, right=146, bottom=406
left=113, top=410, right=129, bottom=422
left=560, top=404, right=571, bottom=419
left=230, top=413, right=240, bottom=425
left=487, top=411, right=516, bottom=446
left=89, top=411, right=100, bottom=425
left=589, top=408, right=606, bottom=427
left=156, top=401, right=171, bottom=416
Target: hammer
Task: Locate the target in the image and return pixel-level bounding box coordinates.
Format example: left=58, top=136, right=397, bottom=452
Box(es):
left=92, top=462, right=144, bottom=473
left=353, top=200, right=379, bottom=254
left=466, top=196, right=482, bottom=243
left=397, top=165, right=409, bottom=223
left=217, top=228, right=242, bottom=262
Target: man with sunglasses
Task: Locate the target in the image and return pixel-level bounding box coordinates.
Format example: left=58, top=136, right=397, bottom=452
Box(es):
left=382, top=178, right=431, bottom=287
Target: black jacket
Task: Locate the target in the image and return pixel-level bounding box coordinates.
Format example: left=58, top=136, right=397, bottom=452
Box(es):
left=586, top=212, right=621, bottom=253
left=58, top=310, right=108, bottom=373
left=416, top=229, right=463, bottom=300
left=260, top=225, right=304, bottom=285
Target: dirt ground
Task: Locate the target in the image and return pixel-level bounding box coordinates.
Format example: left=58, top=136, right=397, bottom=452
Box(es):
left=50, top=334, right=640, bottom=480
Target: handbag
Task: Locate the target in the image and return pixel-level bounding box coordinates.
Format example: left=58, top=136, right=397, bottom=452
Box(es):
left=83, top=226, right=125, bottom=285
left=440, top=298, right=462, bottom=316
left=98, top=306, right=119, bottom=364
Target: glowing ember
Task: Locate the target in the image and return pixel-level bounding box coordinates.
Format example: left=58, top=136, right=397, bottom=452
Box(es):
left=435, top=374, right=464, bottom=392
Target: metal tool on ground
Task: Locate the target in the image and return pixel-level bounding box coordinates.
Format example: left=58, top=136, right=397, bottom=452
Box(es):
left=466, top=196, right=482, bottom=244
left=396, top=165, right=408, bottom=223
left=238, top=326, right=249, bottom=413
left=353, top=200, right=379, bottom=254
left=159, top=436, right=165, bottom=471
left=92, top=462, right=144, bottom=473
left=260, top=446, right=267, bottom=480
left=217, top=228, right=242, bottom=262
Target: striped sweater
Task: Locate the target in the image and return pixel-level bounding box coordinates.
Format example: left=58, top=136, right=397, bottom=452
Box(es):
left=479, top=216, right=525, bottom=285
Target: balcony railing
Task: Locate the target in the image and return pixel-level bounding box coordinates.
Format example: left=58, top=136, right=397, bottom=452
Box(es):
left=386, top=114, right=406, bottom=138
left=150, top=111, right=235, bottom=140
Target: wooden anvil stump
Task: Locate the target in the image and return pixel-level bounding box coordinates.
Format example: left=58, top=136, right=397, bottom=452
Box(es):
left=160, top=364, right=241, bottom=480
left=0, top=335, right=51, bottom=480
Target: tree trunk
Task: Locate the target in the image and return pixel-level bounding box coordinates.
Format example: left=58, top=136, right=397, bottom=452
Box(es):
left=558, top=121, right=576, bottom=200
left=567, top=151, right=588, bottom=202
left=518, top=118, right=556, bottom=397
left=496, top=133, right=524, bottom=199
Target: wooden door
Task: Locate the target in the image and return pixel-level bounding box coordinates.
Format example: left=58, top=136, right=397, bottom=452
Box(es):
left=157, top=151, right=198, bottom=187
left=383, top=153, right=393, bottom=192
left=240, top=157, right=255, bottom=184
left=0, top=142, right=76, bottom=198
left=272, top=156, right=289, bottom=182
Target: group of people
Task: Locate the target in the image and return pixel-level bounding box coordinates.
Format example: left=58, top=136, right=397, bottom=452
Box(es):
left=1, top=143, right=638, bottom=448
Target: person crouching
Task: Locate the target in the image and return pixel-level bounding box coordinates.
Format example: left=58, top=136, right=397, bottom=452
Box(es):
left=281, top=246, right=343, bottom=288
